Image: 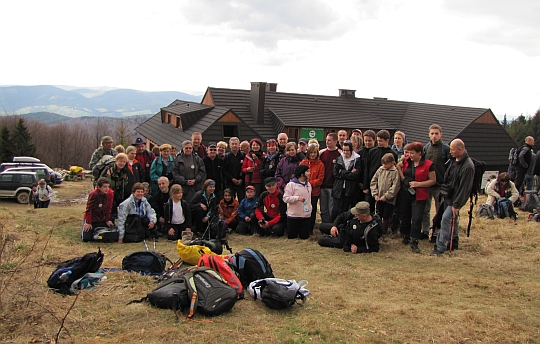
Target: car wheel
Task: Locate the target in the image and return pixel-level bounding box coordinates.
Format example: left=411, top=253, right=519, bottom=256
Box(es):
left=16, top=191, right=29, bottom=204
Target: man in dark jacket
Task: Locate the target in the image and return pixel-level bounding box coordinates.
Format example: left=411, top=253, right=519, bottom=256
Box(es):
left=203, top=142, right=224, bottom=201
left=318, top=201, right=380, bottom=253
left=515, top=136, right=535, bottom=195
left=223, top=137, right=245, bottom=202
left=133, top=138, right=156, bottom=184
left=150, top=176, right=170, bottom=236
left=432, top=139, right=474, bottom=256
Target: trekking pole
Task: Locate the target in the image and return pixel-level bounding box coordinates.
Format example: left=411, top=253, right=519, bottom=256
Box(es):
left=449, top=216, right=456, bottom=255
left=143, top=239, right=149, bottom=251
left=153, top=235, right=156, bottom=250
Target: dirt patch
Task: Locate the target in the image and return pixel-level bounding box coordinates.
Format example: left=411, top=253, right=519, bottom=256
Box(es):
left=50, top=178, right=93, bottom=206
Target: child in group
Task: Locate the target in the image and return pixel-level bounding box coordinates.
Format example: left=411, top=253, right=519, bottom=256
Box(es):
left=283, top=164, right=312, bottom=239
left=236, top=185, right=257, bottom=235
left=370, top=153, right=400, bottom=235
left=254, top=177, right=287, bottom=236
left=29, top=183, right=39, bottom=208
left=218, top=188, right=239, bottom=234
left=164, top=184, right=192, bottom=241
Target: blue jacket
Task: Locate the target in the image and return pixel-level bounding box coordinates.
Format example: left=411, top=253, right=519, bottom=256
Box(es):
left=237, top=196, right=257, bottom=221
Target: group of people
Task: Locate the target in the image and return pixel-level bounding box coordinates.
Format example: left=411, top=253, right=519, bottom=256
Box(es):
left=82, top=126, right=476, bottom=256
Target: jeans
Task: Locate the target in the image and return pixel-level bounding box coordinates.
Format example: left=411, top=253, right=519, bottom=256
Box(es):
left=436, top=204, right=459, bottom=252
left=524, top=174, right=534, bottom=193
left=319, top=188, right=333, bottom=224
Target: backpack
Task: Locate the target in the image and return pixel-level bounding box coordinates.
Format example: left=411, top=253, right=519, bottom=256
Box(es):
left=248, top=278, right=309, bottom=310
left=201, top=214, right=226, bottom=240
left=228, top=249, right=274, bottom=288
left=510, top=146, right=524, bottom=166
left=519, top=190, right=540, bottom=213
left=495, top=198, right=517, bottom=220
left=93, top=227, right=119, bottom=243
left=184, top=267, right=238, bottom=319
left=476, top=204, right=495, bottom=220
left=122, top=251, right=171, bottom=276
left=197, top=254, right=243, bottom=299
left=469, top=158, right=486, bottom=198
left=129, top=277, right=189, bottom=310
left=123, top=214, right=145, bottom=243
left=92, top=155, right=115, bottom=184
left=47, top=248, right=104, bottom=295
left=188, top=238, right=233, bottom=255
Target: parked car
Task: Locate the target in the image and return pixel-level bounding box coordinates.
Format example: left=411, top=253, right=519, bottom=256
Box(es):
left=0, top=171, right=38, bottom=204
left=0, top=157, right=59, bottom=185
left=3, top=167, right=52, bottom=186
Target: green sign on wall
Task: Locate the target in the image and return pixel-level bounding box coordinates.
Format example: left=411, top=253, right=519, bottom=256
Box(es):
left=300, top=127, right=324, bottom=141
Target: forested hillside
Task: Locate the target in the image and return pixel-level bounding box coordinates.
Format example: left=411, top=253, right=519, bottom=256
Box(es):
left=503, top=109, right=540, bottom=151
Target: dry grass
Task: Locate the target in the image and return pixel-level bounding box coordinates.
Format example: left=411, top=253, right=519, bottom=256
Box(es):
left=1, top=179, right=540, bottom=343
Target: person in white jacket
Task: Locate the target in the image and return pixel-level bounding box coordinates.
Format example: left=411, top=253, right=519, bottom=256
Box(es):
left=486, top=172, right=519, bottom=206
left=283, top=164, right=312, bottom=239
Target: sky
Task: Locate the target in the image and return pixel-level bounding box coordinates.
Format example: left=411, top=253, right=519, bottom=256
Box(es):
left=1, top=0, right=539, bottom=120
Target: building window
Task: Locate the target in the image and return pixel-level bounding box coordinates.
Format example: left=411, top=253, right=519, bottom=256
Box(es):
left=167, top=113, right=171, bottom=123
left=288, top=128, right=299, bottom=141
left=176, top=117, right=181, bottom=128
left=223, top=125, right=239, bottom=139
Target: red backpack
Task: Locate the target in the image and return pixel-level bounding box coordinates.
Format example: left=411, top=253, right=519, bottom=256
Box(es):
left=197, top=254, right=244, bottom=299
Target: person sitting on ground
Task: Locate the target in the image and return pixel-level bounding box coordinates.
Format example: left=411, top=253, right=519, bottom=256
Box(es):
left=254, top=177, right=287, bottom=236
left=189, top=179, right=218, bottom=235
left=318, top=201, right=380, bottom=253
left=36, top=179, right=53, bottom=208
left=486, top=172, right=519, bottom=207
left=370, top=153, right=400, bottom=236
left=164, top=184, right=192, bottom=241
left=149, top=177, right=171, bottom=236
left=236, top=185, right=258, bottom=235
left=142, top=182, right=151, bottom=201
left=82, top=177, right=114, bottom=242
left=117, top=182, right=157, bottom=243
left=283, top=165, right=312, bottom=239
left=218, top=188, right=239, bottom=234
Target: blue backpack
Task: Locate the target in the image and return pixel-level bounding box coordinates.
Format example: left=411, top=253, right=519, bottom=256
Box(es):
left=47, top=248, right=104, bottom=295
left=495, top=198, right=517, bottom=220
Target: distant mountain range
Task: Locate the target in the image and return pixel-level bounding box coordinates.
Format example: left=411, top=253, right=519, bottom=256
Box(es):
left=0, top=85, right=202, bottom=118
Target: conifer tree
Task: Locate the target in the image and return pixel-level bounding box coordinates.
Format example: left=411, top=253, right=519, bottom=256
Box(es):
left=12, top=118, right=37, bottom=157
left=0, top=125, right=13, bottom=162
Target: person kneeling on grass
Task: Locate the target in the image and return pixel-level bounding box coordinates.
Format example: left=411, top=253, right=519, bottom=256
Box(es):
left=318, top=201, right=380, bottom=253
left=254, top=177, right=287, bottom=236
left=164, top=184, right=192, bottom=241
left=218, top=188, right=239, bottom=234
left=236, top=185, right=258, bottom=235
left=117, top=182, right=157, bottom=243
left=82, top=177, right=115, bottom=242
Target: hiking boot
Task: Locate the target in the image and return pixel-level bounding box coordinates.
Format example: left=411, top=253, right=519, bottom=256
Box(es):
left=410, top=240, right=421, bottom=253
left=401, top=236, right=410, bottom=245
left=430, top=245, right=443, bottom=256
left=181, top=231, right=193, bottom=244
left=418, top=232, right=429, bottom=240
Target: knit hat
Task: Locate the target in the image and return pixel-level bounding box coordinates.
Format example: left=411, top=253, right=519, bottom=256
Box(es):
left=250, top=138, right=263, bottom=148
left=293, top=164, right=309, bottom=178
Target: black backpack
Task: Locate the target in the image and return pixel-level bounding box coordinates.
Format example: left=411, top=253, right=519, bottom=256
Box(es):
left=228, top=249, right=274, bottom=288
left=470, top=158, right=486, bottom=198
left=184, top=267, right=237, bottom=319
left=91, top=155, right=115, bottom=184
left=123, top=214, right=145, bottom=243
left=122, top=251, right=171, bottom=276
left=93, top=227, right=119, bottom=243
left=188, top=238, right=233, bottom=255
left=249, top=279, right=308, bottom=310
left=128, top=277, right=190, bottom=321
left=47, top=248, right=104, bottom=295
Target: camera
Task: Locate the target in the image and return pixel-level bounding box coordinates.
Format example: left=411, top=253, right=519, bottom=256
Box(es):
left=259, top=219, right=266, bottom=225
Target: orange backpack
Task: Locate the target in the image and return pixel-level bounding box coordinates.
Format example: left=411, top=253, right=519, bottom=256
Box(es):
left=197, top=254, right=244, bottom=299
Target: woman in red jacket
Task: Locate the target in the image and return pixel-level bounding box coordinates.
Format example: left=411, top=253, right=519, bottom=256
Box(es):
left=242, top=138, right=266, bottom=196
left=300, top=144, right=325, bottom=234
left=396, top=142, right=436, bottom=253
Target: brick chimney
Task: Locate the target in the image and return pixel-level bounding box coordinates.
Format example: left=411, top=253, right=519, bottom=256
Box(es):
left=250, top=82, right=266, bottom=124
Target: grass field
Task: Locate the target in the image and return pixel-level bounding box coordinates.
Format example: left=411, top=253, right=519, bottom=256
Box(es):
left=1, top=179, right=539, bottom=343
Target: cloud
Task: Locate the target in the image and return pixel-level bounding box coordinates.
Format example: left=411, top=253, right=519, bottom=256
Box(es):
left=442, top=0, right=540, bottom=56
left=179, top=0, right=353, bottom=48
